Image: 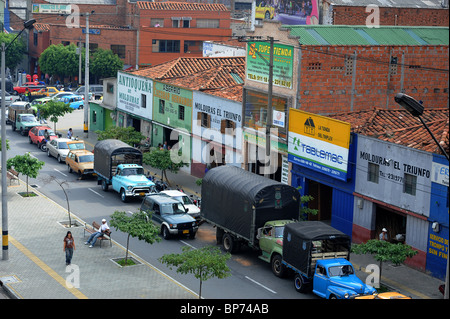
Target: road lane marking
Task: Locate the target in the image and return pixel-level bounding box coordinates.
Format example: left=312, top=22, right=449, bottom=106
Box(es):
left=53, top=168, right=67, bottom=177
left=179, top=240, right=197, bottom=250
left=9, top=236, right=88, bottom=299
left=88, top=188, right=104, bottom=198
left=245, top=276, right=277, bottom=294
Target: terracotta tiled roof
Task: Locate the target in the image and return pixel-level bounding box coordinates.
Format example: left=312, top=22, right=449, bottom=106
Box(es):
left=33, top=23, right=50, bottom=32
left=329, top=108, right=449, bottom=156
left=132, top=56, right=245, bottom=80
left=137, top=1, right=229, bottom=11
left=205, top=85, right=243, bottom=102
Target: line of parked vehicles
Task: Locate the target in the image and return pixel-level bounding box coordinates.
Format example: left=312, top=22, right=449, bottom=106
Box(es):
left=5, top=94, right=405, bottom=299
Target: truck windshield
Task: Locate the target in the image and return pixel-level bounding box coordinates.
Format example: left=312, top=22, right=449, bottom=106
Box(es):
left=161, top=203, right=186, bottom=215
left=273, top=226, right=285, bottom=238
left=328, top=265, right=354, bottom=277
left=122, top=168, right=144, bottom=176
left=21, top=115, right=36, bottom=122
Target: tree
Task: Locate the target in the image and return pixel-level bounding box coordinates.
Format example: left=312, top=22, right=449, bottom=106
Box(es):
left=159, top=246, right=231, bottom=299
left=95, top=126, right=145, bottom=147
left=0, top=138, right=10, bottom=151
left=38, top=44, right=82, bottom=80
left=109, top=210, right=161, bottom=265
left=351, top=239, right=418, bottom=278
left=0, top=33, right=26, bottom=70
left=7, top=152, right=45, bottom=195
left=38, top=99, right=74, bottom=131
left=143, top=149, right=188, bottom=185
left=90, top=48, right=124, bottom=80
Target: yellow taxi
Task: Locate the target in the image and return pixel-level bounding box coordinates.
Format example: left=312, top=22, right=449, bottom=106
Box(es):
left=31, top=87, right=60, bottom=97
left=65, top=149, right=95, bottom=178
left=255, top=0, right=275, bottom=20
left=355, top=291, right=411, bottom=299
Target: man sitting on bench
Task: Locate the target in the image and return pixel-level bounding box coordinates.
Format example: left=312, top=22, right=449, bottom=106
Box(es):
left=85, top=219, right=110, bottom=248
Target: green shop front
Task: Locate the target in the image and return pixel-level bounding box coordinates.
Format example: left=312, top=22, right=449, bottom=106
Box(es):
left=152, top=81, right=193, bottom=172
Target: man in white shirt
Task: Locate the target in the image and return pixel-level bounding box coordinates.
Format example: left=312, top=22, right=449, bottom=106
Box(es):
left=85, top=219, right=110, bottom=248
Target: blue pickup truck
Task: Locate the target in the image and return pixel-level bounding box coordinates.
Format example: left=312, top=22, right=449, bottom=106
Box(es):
left=282, top=221, right=377, bottom=299
left=93, top=139, right=156, bottom=202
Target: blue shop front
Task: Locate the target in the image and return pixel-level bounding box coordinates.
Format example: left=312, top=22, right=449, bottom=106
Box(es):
left=288, top=109, right=356, bottom=238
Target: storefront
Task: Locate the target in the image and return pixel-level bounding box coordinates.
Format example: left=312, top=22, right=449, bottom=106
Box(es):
left=288, top=109, right=356, bottom=237
left=354, top=135, right=434, bottom=271
left=191, top=91, right=243, bottom=178
left=152, top=81, right=192, bottom=173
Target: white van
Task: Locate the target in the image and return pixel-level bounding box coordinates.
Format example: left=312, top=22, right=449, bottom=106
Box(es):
left=160, top=190, right=201, bottom=221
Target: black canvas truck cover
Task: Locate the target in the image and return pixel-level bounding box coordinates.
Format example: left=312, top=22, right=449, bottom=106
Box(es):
left=93, top=139, right=142, bottom=180
left=201, top=165, right=300, bottom=241
left=283, top=221, right=351, bottom=277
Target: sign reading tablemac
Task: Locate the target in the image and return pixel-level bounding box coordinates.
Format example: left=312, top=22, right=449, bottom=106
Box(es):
left=288, top=109, right=351, bottom=181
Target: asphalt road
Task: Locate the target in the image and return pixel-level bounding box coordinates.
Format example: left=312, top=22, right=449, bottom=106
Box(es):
left=2, top=109, right=318, bottom=299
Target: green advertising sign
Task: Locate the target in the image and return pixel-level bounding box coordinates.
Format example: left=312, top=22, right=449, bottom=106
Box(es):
left=246, top=42, right=294, bottom=89
left=153, top=81, right=193, bottom=132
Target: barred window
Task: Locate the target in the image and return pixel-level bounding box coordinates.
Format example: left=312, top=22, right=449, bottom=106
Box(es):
left=403, top=173, right=417, bottom=196
left=197, top=19, right=219, bottom=28
left=367, top=163, right=379, bottom=184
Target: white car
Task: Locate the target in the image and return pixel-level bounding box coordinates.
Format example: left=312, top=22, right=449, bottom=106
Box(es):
left=46, top=138, right=72, bottom=163
left=160, top=190, right=201, bottom=220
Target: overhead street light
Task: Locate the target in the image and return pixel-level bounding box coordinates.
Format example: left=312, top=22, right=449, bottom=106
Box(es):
left=2, top=18, right=36, bottom=260
left=394, top=93, right=449, bottom=161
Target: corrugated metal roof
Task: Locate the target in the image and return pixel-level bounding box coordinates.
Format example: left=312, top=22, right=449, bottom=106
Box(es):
left=284, top=25, right=449, bottom=45
left=325, top=0, right=446, bottom=9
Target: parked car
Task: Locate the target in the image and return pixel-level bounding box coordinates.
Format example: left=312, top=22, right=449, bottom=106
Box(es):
left=67, top=139, right=86, bottom=151
left=50, top=91, right=75, bottom=101
left=160, top=189, right=201, bottom=221
left=140, top=193, right=198, bottom=239
left=0, top=90, right=14, bottom=106
left=355, top=291, right=411, bottom=299
left=30, top=87, right=60, bottom=100
left=75, top=85, right=103, bottom=100
left=46, top=138, right=72, bottom=163
left=13, top=82, right=45, bottom=95
left=28, top=125, right=57, bottom=149
left=255, top=0, right=275, bottom=20
left=59, top=95, right=84, bottom=109
left=66, top=149, right=95, bottom=178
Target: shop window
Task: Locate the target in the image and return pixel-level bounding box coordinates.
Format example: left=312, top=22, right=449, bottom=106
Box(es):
left=141, top=94, right=147, bottom=108
left=367, top=163, right=379, bottom=183
left=159, top=100, right=165, bottom=114
left=403, top=173, right=417, bottom=196
left=178, top=105, right=185, bottom=120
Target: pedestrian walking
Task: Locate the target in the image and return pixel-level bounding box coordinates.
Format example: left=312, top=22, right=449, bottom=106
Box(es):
left=63, top=231, right=76, bottom=265
left=85, top=219, right=110, bottom=248
left=67, top=128, right=73, bottom=139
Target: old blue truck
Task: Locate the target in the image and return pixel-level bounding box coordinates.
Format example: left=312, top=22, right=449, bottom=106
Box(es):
left=282, top=221, right=377, bottom=299
left=93, top=139, right=156, bottom=202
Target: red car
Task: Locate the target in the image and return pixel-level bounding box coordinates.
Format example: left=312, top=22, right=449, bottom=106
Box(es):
left=28, top=126, right=58, bottom=150
left=13, top=82, right=45, bottom=95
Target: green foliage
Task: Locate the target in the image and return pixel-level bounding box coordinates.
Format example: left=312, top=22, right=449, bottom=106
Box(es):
left=0, top=138, right=10, bottom=151
left=297, top=186, right=318, bottom=220
left=90, top=48, right=124, bottom=79
left=95, top=126, right=145, bottom=147
left=38, top=44, right=83, bottom=78
left=37, top=99, right=74, bottom=131
left=0, top=33, right=26, bottom=70
left=159, top=246, right=231, bottom=299
left=142, top=149, right=188, bottom=184
left=7, top=152, right=45, bottom=194
left=109, top=210, right=161, bottom=264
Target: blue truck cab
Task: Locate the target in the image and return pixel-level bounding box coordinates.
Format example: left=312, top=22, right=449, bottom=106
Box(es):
left=94, top=139, right=156, bottom=202
left=282, top=221, right=377, bottom=299
left=312, top=258, right=377, bottom=299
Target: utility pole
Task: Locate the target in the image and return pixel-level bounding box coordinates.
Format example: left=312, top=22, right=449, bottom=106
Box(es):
left=78, top=37, right=82, bottom=86
left=84, top=11, right=93, bottom=138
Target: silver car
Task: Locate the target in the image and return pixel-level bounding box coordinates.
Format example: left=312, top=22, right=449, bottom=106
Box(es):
left=46, top=138, right=72, bottom=163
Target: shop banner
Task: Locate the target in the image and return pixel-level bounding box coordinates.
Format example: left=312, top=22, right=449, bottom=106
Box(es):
left=288, top=109, right=351, bottom=181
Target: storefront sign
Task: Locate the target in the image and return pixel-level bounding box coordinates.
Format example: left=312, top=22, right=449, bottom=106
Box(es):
left=288, top=109, right=351, bottom=181
left=32, top=4, right=72, bottom=14
left=246, top=42, right=293, bottom=89
left=431, top=162, right=449, bottom=186
left=117, top=72, right=153, bottom=120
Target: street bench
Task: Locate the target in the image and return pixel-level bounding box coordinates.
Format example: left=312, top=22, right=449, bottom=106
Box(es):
left=7, top=168, right=19, bottom=185
left=83, top=221, right=112, bottom=248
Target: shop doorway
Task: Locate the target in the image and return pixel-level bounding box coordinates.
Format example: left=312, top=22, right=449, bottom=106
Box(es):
left=375, top=206, right=406, bottom=243
left=307, top=180, right=332, bottom=221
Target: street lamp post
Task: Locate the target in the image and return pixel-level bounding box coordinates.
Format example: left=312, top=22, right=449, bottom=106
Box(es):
left=1, top=19, right=36, bottom=260
left=394, top=92, right=449, bottom=299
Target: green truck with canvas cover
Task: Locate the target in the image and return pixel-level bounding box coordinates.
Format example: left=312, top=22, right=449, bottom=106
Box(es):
left=201, top=165, right=300, bottom=277
left=7, top=101, right=40, bottom=135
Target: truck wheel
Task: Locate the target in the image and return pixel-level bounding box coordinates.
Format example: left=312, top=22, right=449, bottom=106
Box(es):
left=222, top=233, right=236, bottom=253
left=101, top=180, right=109, bottom=191
left=294, top=273, right=307, bottom=293
left=271, top=254, right=286, bottom=278
left=162, top=226, right=171, bottom=239
left=120, top=189, right=128, bottom=202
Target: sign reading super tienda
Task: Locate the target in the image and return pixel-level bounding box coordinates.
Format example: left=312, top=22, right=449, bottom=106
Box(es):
left=288, top=109, right=351, bottom=181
